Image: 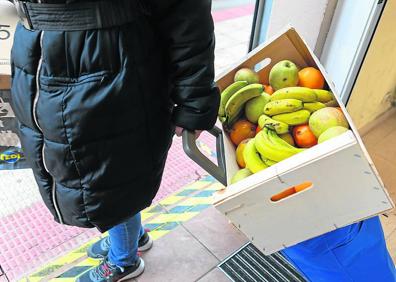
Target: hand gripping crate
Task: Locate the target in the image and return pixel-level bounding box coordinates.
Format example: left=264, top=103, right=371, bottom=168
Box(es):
left=182, top=27, right=394, bottom=255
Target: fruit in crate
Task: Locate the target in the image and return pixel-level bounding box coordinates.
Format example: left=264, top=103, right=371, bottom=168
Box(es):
left=231, top=168, right=253, bottom=184
left=309, top=107, right=349, bottom=138
left=263, top=84, right=274, bottom=95
left=243, top=139, right=268, bottom=173
left=230, top=120, right=256, bottom=146
left=292, top=125, right=317, bottom=148
left=245, top=92, right=271, bottom=123
left=224, top=84, right=264, bottom=127
left=269, top=60, right=299, bottom=90
left=303, top=101, right=326, bottom=113
left=258, top=114, right=289, bottom=134
left=235, top=138, right=251, bottom=168
left=218, top=81, right=249, bottom=121
left=256, top=125, right=262, bottom=134
left=313, top=89, right=334, bottom=103
left=263, top=99, right=303, bottom=116
left=272, top=109, right=311, bottom=126
left=255, top=128, right=304, bottom=162
left=325, top=99, right=339, bottom=107
left=279, top=133, right=295, bottom=146
left=262, top=158, right=277, bottom=167
left=298, top=67, right=325, bottom=89
left=234, top=68, right=260, bottom=84
left=218, top=62, right=347, bottom=183
left=270, top=87, right=317, bottom=102
left=318, top=126, right=349, bottom=144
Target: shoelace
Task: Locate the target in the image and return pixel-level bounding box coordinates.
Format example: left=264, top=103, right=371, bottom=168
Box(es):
left=91, top=260, right=119, bottom=280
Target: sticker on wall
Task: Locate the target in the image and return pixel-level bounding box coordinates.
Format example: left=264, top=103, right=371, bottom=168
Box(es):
left=0, top=90, right=29, bottom=170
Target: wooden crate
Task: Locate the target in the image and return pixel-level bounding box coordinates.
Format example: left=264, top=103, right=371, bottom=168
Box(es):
left=213, top=27, right=394, bottom=255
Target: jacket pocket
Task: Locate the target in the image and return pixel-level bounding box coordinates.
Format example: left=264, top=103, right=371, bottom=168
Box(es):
left=40, top=70, right=150, bottom=189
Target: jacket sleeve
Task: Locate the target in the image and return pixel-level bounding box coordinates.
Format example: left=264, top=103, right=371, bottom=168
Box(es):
left=146, top=0, right=220, bottom=131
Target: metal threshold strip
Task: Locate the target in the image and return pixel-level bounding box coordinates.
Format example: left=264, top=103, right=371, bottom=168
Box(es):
left=218, top=243, right=307, bottom=282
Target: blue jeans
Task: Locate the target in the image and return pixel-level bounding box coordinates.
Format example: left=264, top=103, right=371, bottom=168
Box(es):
left=108, top=212, right=144, bottom=267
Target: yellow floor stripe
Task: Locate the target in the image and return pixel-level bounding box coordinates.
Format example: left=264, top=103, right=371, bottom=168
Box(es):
left=159, top=195, right=184, bottom=206
left=148, top=230, right=171, bottom=241
left=75, top=258, right=100, bottom=267
left=23, top=175, right=222, bottom=281
left=50, top=278, right=76, bottom=282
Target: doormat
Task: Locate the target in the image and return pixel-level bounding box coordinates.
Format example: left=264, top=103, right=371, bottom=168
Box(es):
left=218, top=243, right=307, bottom=282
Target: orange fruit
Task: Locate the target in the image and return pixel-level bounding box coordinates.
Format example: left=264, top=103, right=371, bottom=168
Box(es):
left=256, top=125, right=262, bottom=135
left=263, top=84, right=274, bottom=95
left=279, top=133, right=295, bottom=146
left=292, top=124, right=318, bottom=148
left=298, top=67, right=325, bottom=89
left=235, top=138, right=251, bottom=168
left=230, top=120, right=256, bottom=146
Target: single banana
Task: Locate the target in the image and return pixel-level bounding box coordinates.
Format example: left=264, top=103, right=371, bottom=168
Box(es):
left=243, top=138, right=268, bottom=173
left=325, top=100, right=339, bottom=107
left=258, top=114, right=289, bottom=134
left=303, top=101, right=326, bottom=113
left=267, top=129, right=304, bottom=153
left=231, top=168, right=253, bottom=184
left=262, top=158, right=277, bottom=167
left=225, top=83, right=263, bottom=126
left=255, top=129, right=299, bottom=162
left=264, top=99, right=303, bottom=116
left=270, top=87, right=318, bottom=102
left=226, top=106, right=244, bottom=128
left=272, top=109, right=311, bottom=126
left=313, top=89, right=334, bottom=103
left=218, top=81, right=249, bottom=118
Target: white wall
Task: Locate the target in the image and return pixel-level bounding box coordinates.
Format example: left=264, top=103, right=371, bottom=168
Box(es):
left=0, top=1, right=18, bottom=76
left=266, top=0, right=332, bottom=52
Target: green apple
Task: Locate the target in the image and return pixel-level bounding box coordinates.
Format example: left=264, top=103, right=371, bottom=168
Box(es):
left=245, top=92, right=271, bottom=124
left=309, top=107, right=349, bottom=138
left=318, top=126, right=349, bottom=144
left=269, top=60, right=299, bottom=90
left=234, top=68, right=260, bottom=84
left=231, top=168, right=252, bottom=184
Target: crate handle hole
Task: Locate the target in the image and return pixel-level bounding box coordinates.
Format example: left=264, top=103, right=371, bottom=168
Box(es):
left=254, top=57, right=272, bottom=73
left=270, top=181, right=313, bottom=202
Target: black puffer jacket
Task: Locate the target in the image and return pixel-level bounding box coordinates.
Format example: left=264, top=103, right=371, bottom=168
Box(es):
left=10, top=0, right=220, bottom=232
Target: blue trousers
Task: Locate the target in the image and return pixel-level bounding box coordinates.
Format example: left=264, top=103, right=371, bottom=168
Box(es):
left=282, top=216, right=396, bottom=282
left=108, top=213, right=144, bottom=267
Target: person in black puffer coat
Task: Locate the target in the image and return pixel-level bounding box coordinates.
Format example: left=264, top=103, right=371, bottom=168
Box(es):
left=10, top=0, right=219, bottom=280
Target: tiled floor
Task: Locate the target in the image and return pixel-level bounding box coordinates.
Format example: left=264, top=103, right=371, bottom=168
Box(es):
left=136, top=207, right=247, bottom=282
left=361, top=109, right=396, bottom=264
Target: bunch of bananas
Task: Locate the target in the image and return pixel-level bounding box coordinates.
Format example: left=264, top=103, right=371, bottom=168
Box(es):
left=243, top=127, right=304, bottom=173
left=218, top=82, right=264, bottom=127
left=262, top=87, right=334, bottom=126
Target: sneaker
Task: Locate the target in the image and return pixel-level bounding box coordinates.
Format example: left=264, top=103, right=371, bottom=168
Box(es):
left=87, top=230, right=153, bottom=259
left=137, top=231, right=153, bottom=252
left=76, top=257, right=145, bottom=282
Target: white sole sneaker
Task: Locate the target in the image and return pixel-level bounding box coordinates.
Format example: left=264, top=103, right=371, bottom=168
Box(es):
left=138, top=236, right=153, bottom=252
left=119, top=257, right=145, bottom=281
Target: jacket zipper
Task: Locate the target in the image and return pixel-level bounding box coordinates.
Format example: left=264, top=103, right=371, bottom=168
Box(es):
left=34, top=31, right=64, bottom=224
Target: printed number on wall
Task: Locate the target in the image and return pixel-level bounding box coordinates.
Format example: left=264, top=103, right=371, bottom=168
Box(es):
left=0, top=25, right=11, bottom=40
